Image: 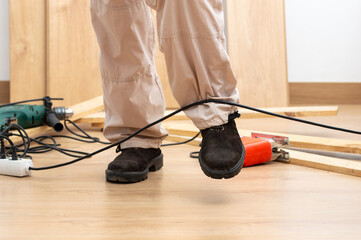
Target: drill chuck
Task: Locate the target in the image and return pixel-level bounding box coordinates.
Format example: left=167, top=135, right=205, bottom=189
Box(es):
left=54, top=107, right=74, bottom=120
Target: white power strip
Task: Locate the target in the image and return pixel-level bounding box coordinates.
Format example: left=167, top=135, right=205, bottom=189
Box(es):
left=0, top=157, right=33, bottom=177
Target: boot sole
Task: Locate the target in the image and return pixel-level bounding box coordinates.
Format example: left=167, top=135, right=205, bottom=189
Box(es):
left=198, top=143, right=245, bottom=179
left=105, top=153, right=163, bottom=183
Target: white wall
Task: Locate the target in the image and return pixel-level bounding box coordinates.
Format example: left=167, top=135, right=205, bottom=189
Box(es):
left=285, top=0, right=361, bottom=82
left=0, top=0, right=9, bottom=81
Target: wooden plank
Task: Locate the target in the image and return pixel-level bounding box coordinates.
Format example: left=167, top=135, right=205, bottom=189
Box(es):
left=76, top=111, right=105, bottom=124
left=76, top=105, right=339, bottom=123
left=286, top=149, right=361, bottom=178
left=10, top=0, right=46, bottom=102
left=162, top=122, right=361, bottom=154
left=46, top=0, right=103, bottom=107
left=68, top=95, right=104, bottom=122
left=238, top=105, right=339, bottom=118
left=91, top=123, right=104, bottom=128
left=290, top=82, right=361, bottom=105
left=227, top=0, right=289, bottom=107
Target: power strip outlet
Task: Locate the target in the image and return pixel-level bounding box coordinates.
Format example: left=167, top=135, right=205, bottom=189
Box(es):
left=0, top=157, right=33, bottom=177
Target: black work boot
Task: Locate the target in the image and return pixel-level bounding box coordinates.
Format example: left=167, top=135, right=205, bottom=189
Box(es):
left=199, top=114, right=245, bottom=179
left=106, top=148, right=163, bottom=183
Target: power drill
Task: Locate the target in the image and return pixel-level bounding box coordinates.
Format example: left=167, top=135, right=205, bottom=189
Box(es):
left=0, top=96, right=73, bottom=132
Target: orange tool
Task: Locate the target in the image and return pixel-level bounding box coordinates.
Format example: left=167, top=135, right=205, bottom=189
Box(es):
left=242, top=133, right=289, bottom=167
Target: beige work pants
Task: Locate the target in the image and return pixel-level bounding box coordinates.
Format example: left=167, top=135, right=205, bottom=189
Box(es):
left=90, top=0, right=239, bottom=149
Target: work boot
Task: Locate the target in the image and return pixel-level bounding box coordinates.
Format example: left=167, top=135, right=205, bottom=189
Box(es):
left=106, top=147, right=163, bottom=183
left=199, top=114, right=245, bottom=179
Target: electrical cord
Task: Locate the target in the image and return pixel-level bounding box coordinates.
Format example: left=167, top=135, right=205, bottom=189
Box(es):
left=12, top=134, right=90, bottom=158
left=1, top=123, right=31, bottom=159
left=64, top=119, right=112, bottom=145
left=2, top=121, right=103, bottom=159
left=0, top=135, right=16, bottom=157
left=26, top=99, right=361, bottom=171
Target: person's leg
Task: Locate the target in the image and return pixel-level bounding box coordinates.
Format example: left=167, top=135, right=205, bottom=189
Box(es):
left=149, top=0, right=239, bottom=129
left=148, top=0, right=245, bottom=179
left=91, top=0, right=167, bottom=182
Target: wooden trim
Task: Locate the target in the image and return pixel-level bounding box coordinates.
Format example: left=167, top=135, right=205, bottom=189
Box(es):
left=289, top=82, right=361, bottom=105
left=0, top=81, right=10, bottom=103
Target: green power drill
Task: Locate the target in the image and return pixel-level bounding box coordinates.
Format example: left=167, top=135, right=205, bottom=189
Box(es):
left=0, top=97, right=74, bottom=132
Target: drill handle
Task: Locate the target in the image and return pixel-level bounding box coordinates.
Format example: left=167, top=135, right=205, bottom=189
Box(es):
left=46, top=112, right=64, bottom=132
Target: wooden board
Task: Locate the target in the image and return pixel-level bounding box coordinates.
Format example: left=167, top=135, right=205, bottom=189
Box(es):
left=76, top=105, right=339, bottom=123
left=290, top=82, right=361, bottom=105
left=9, top=0, right=47, bottom=102
left=162, top=122, right=361, bottom=154
left=68, top=95, right=104, bottom=122
left=226, top=0, right=289, bottom=107
left=286, top=149, right=361, bottom=178
left=46, top=0, right=103, bottom=107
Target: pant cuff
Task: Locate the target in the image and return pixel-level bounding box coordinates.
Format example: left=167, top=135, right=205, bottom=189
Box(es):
left=192, top=112, right=231, bottom=130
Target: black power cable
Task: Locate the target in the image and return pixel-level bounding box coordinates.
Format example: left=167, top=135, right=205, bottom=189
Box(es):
left=27, top=99, right=361, bottom=171
left=1, top=123, right=31, bottom=159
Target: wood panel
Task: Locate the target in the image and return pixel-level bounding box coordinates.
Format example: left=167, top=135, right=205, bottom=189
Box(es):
left=9, top=0, right=46, bottom=102
left=46, top=0, right=102, bottom=107
left=290, top=82, right=361, bottom=105
left=226, top=0, right=289, bottom=107
left=0, top=81, right=10, bottom=103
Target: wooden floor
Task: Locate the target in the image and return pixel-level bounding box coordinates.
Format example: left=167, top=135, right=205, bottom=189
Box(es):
left=1, top=105, right=361, bottom=239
